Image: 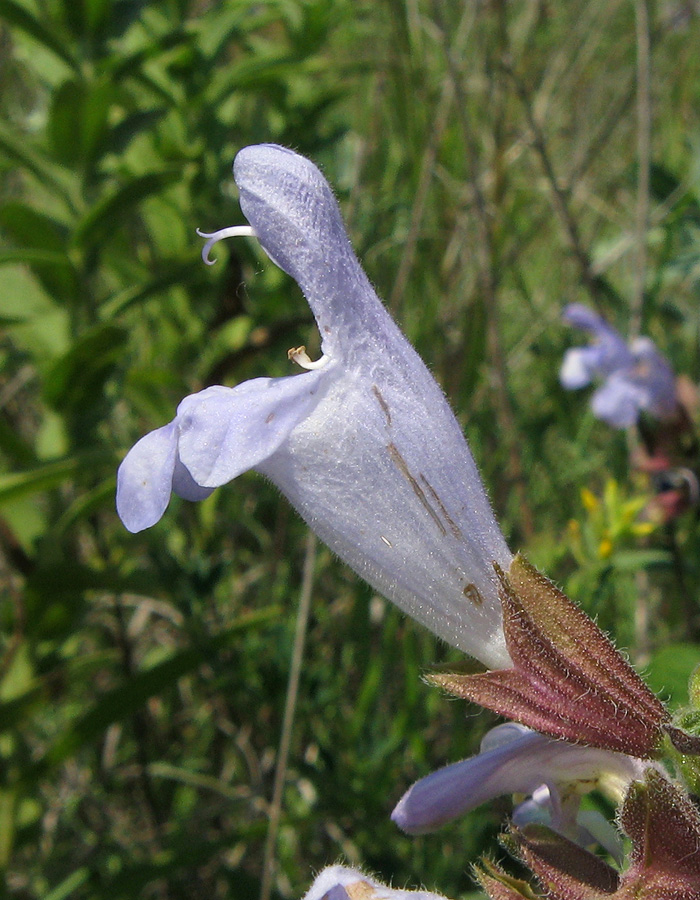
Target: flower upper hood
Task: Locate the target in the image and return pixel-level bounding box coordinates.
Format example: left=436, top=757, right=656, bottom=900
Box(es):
left=117, top=144, right=513, bottom=668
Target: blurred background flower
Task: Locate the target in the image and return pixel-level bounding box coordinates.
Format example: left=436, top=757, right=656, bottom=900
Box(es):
left=560, top=304, right=678, bottom=428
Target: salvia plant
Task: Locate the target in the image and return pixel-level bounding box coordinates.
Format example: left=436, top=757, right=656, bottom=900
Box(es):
left=5, top=2, right=700, bottom=896
left=118, top=145, right=700, bottom=900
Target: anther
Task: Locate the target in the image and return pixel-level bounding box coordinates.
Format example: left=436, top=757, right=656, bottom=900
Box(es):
left=288, top=346, right=329, bottom=370
left=196, top=225, right=257, bottom=265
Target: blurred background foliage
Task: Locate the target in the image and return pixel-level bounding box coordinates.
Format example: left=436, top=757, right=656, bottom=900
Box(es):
left=1, top=0, right=700, bottom=897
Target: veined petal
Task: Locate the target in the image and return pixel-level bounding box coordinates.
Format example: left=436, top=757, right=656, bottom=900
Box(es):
left=233, top=145, right=513, bottom=667
left=176, top=374, right=328, bottom=488
left=116, top=422, right=179, bottom=533
left=257, top=369, right=512, bottom=667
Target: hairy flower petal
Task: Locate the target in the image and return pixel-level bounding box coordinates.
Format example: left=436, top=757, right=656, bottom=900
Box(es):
left=177, top=376, right=328, bottom=487
left=302, top=866, right=451, bottom=900
left=117, top=422, right=213, bottom=532
left=117, top=145, right=514, bottom=667
left=392, top=721, right=645, bottom=836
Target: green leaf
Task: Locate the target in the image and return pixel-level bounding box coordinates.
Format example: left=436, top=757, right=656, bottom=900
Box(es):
left=47, top=78, right=115, bottom=170
left=61, top=0, right=118, bottom=39
left=0, top=451, right=114, bottom=505
left=25, top=560, right=159, bottom=605
left=72, top=171, right=180, bottom=249
left=0, top=249, right=78, bottom=305
left=0, top=650, right=118, bottom=733
left=645, top=643, right=700, bottom=708
left=207, top=53, right=303, bottom=106
left=609, top=549, right=673, bottom=571
left=0, top=0, right=78, bottom=71
left=107, top=107, right=167, bottom=156
left=0, top=788, right=19, bottom=870
left=99, top=260, right=198, bottom=318
left=43, top=868, right=90, bottom=900
left=0, top=121, right=79, bottom=210
left=0, top=415, right=36, bottom=467
left=0, top=202, right=79, bottom=302
left=93, top=834, right=260, bottom=900
left=0, top=201, right=68, bottom=251
left=108, top=29, right=192, bottom=83
left=42, top=324, right=128, bottom=412
left=146, top=761, right=243, bottom=802
left=51, top=477, right=116, bottom=533
left=0, top=249, right=72, bottom=267
left=23, top=606, right=281, bottom=780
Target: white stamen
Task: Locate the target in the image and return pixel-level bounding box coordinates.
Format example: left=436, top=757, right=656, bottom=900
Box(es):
left=288, top=346, right=329, bottom=370
left=196, top=225, right=257, bottom=266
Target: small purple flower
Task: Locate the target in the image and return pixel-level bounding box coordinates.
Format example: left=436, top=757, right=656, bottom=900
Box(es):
left=560, top=304, right=633, bottom=390
left=560, top=305, right=677, bottom=428
left=117, top=145, right=514, bottom=668
left=591, top=336, right=678, bottom=428
left=391, top=722, right=649, bottom=856
left=302, top=866, right=450, bottom=900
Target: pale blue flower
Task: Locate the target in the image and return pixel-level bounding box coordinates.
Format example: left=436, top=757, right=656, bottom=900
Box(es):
left=302, top=866, right=450, bottom=900
left=560, top=305, right=677, bottom=428
left=117, top=144, right=513, bottom=668
left=560, top=304, right=633, bottom=390
left=391, top=722, right=648, bottom=857
left=591, top=336, right=678, bottom=428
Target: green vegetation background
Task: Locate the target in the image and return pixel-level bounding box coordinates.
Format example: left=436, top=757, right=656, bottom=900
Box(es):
left=1, top=0, right=700, bottom=897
